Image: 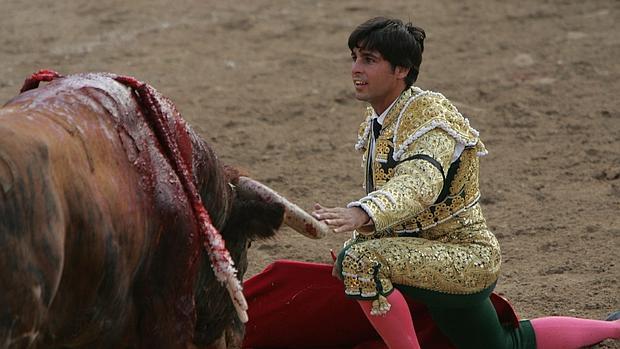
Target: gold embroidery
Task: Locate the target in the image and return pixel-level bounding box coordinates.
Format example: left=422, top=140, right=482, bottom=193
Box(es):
left=342, top=204, right=500, bottom=296
left=356, top=88, right=416, bottom=152
left=375, top=139, right=392, bottom=162
left=362, top=128, right=456, bottom=231
left=346, top=86, right=499, bottom=298
left=358, top=89, right=485, bottom=233
left=392, top=90, right=480, bottom=161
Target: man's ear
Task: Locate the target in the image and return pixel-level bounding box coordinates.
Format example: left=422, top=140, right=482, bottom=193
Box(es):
left=395, top=66, right=410, bottom=80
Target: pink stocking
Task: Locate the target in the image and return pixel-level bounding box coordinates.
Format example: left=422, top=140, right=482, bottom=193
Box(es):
left=531, top=316, right=619, bottom=349
left=357, top=290, right=420, bottom=349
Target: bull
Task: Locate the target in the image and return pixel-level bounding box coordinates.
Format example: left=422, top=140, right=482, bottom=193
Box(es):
left=0, top=71, right=327, bottom=348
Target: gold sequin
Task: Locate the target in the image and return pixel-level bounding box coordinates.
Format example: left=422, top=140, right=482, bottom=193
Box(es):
left=341, top=204, right=500, bottom=296
left=356, top=87, right=485, bottom=234
left=345, top=86, right=500, bottom=299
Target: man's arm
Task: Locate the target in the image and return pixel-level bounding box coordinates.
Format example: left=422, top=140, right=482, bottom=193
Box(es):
left=348, top=128, right=457, bottom=232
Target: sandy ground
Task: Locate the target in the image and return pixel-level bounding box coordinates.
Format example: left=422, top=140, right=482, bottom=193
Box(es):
left=1, top=0, right=618, bottom=347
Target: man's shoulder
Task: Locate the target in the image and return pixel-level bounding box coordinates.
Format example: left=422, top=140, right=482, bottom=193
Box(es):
left=391, top=87, right=484, bottom=160
left=402, top=87, right=459, bottom=120
left=395, top=87, right=468, bottom=134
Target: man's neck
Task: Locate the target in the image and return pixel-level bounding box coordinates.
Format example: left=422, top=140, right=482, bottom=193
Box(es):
left=372, top=87, right=406, bottom=115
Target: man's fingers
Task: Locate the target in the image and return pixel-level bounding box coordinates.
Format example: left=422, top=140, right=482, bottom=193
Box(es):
left=314, top=203, right=323, bottom=210
left=312, top=206, right=328, bottom=219
left=313, top=209, right=349, bottom=221
left=319, top=212, right=343, bottom=220
left=324, top=218, right=346, bottom=227
left=312, top=204, right=340, bottom=219
left=326, top=220, right=358, bottom=234
left=334, top=223, right=355, bottom=233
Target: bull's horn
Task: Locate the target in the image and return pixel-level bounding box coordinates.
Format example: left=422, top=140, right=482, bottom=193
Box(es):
left=236, top=176, right=329, bottom=239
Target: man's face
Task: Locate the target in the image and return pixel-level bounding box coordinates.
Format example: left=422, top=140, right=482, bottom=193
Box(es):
left=351, top=47, right=408, bottom=113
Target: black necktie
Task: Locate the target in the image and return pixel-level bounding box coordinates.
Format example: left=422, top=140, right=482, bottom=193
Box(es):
left=366, top=118, right=382, bottom=193
left=372, top=118, right=382, bottom=139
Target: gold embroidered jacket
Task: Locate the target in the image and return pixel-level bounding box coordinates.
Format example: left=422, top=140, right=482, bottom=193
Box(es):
left=348, top=86, right=488, bottom=236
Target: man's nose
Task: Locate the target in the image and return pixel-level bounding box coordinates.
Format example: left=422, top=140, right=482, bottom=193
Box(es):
left=351, top=59, right=362, bottom=74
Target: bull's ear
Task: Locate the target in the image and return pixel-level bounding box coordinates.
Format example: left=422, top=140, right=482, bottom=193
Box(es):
left=228, top=200, right=284, bottom=240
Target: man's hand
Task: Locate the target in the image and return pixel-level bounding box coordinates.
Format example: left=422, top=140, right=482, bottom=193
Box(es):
left=312, top=203, right=372, bottom=233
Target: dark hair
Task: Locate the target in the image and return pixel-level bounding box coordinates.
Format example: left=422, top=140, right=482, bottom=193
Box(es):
left=348, top=17, right=426, bottom=88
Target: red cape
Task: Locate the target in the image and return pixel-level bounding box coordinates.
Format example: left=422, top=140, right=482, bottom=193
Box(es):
left=243, top=260, right=519, bottom=349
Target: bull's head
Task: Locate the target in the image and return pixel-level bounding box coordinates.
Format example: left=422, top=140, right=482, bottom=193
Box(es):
left=192, top=158, right=330, bottom=347
left=193, top=180, right=282, bottom=347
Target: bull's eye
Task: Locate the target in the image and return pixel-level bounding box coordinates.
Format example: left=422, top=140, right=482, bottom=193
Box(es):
left=246, top=240, right=253, bottom=249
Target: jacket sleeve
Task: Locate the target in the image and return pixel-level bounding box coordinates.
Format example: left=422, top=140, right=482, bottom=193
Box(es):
left=349, top=128, right=457, bottom=232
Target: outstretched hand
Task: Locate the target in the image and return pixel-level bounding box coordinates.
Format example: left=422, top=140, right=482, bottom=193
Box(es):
left=312, top=203, right=372, bottom=233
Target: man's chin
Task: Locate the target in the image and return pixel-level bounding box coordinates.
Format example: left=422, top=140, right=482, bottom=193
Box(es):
left=353, top=92, right=368, bottom=102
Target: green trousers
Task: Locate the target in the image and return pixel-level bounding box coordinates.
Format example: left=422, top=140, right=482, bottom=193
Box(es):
left=397, top=284, right=537, bottom=349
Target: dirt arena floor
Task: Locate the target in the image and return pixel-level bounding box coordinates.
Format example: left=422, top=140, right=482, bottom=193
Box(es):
left=1, top=0, right=618, bottom=347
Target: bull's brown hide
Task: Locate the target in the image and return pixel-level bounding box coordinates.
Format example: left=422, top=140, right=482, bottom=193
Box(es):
left=0, top=73, right=282, bottom=348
